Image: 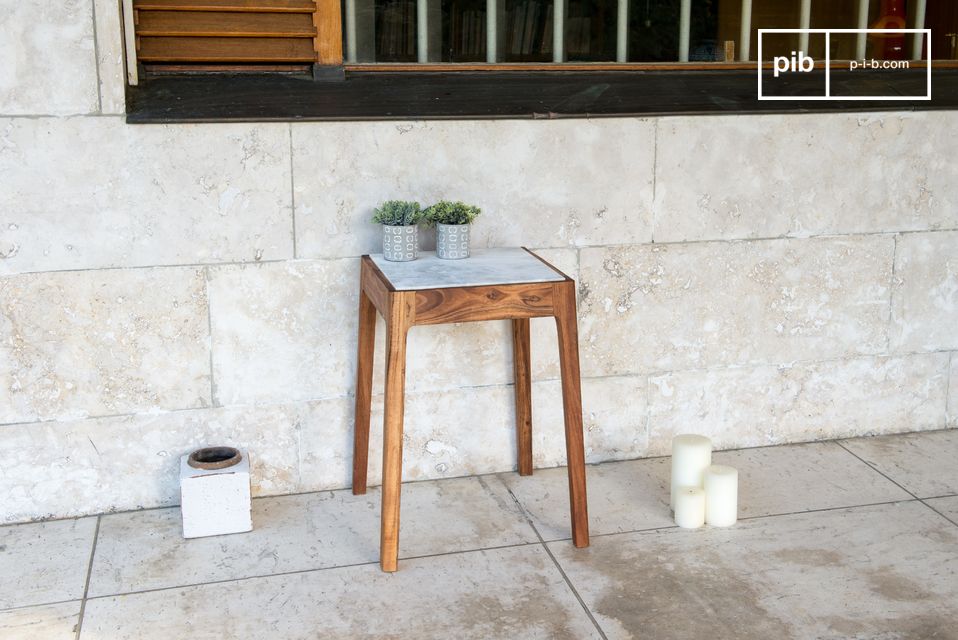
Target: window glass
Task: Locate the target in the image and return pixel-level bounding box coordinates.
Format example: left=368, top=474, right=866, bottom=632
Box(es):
left=566, top=0, right=616, bottom=61
left=376, top=0, right=418, bottom=61
left=344, top=0, right=956, bottom=64
left=925, top=0, right=958, bottom=60
left=444, top=0, right=488, bottom=61
left=502, top=0, right=555, bottom=62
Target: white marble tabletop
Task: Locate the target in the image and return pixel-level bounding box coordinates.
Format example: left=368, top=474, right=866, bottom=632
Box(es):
left=369, top=248, right=567, bottom=291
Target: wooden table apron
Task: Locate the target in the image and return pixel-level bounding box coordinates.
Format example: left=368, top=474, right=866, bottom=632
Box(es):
left=351, top=251, right=590, bottom=572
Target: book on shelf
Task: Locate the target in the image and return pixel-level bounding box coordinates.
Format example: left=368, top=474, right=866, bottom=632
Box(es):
left=566, top=16, right=591, bottom=56
left=507, top=0, right=552, bottom=59
left=449, top=3, right=486, bottom=59
left=376, top=0, right=416, bottom=61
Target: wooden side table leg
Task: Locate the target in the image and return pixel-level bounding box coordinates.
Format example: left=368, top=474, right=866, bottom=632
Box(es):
left=352, top=288, right=377, bottom=495
left=553, top=281, right=590, bottom=548
left=380, top=292, right=414, bottom=572
left=512, top=318, right=533, bottom=476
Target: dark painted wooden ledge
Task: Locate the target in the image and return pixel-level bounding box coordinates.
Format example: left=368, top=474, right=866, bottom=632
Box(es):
left=126, top=68, right=958, bottom=123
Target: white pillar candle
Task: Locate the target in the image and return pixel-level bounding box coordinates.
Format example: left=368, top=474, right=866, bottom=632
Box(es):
left=670, top=434, right=712, bottom=509
left=673, top=486, right=706, bottom=529
left=704, top=464, right=739, bottom=527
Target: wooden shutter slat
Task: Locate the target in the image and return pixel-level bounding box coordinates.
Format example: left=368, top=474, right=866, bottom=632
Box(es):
left=137, top=36, right=316, bottom=61
left=137, top=11, right=316, bottom=37
left=133, top=0, right=316, bottom=13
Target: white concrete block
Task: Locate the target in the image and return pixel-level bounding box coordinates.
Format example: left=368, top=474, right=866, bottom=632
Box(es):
left=291, top=119, right=656, bottom=259
left=0, top=266, right=211, bottom=424
left=0, top=1, right=99, bottom=115
left=93, top=0, right=127, bottom=114
left=0, top=406, right=298, bottom=524
left=890, top=230, right=958, bottom=353
left=179, top=448, right=252, bottom=539
left=654, top=112, right=958, bottom=241
left=578, top=235, right=894, bottom=376
left=0, top=117, right=294, bottom=274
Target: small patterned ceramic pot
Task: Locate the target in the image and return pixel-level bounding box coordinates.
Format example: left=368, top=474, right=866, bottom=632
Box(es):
left=436, top=223, right=470, bottom=260
left=382, top=225, right=419, bottom=262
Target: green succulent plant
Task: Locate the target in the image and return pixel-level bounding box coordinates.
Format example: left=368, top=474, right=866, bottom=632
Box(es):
left=372, top=200, right=423, bottom=226
left=423, top=200, right=481, bottom=226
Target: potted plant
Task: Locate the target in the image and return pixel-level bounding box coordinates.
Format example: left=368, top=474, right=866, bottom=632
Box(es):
left=373, top=200, right=423, bottom=262
left=423, top=200, right=481, bottom=260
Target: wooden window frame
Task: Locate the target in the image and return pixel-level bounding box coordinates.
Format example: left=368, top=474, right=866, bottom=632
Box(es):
left=125, top=67, right=958, bottom=122
left=315, top=0, right=344, bottom=64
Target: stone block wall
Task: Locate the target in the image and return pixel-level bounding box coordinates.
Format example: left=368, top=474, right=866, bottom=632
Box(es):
left=1, top=0, right=955, bottom=522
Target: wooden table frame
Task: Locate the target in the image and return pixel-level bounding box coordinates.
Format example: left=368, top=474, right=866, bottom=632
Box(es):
left=352, top=249, right=590, bottom=572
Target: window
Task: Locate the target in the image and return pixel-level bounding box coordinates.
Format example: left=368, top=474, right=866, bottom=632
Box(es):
left=126, top=0, right=958, bottom=72
left=122, top=0, right=958, bottom=121
left=341, top=0, right=957, bottom=66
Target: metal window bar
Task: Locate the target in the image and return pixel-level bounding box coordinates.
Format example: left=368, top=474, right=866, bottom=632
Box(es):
left=617, top=0, right=629, bottom=62
left=345, top=0, right=358, bottom=62
left=855, top=0, right=869, bottom=59
left=486, top=0, right=497, bottom=63
left=417, top=0, right=428, bottom=62
left=739, top=0, right=752, bottom=61
left=678, top=0, right=691, bottom=62
left=798, top=0, right=811, bottom=53
left=553, top=0, right=565, bottom=62
left=911, top=0, right=927, bottom=60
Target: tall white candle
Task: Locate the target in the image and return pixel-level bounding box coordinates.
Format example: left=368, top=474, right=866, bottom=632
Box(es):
left=674, top=486, right=705, bottom=528
left=704, top=465, right=738, bottom=527
left=670, top=434, right=712, bottom=509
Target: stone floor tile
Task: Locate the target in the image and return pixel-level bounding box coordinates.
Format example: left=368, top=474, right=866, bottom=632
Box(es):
left=924, top=496, right=958, bottom=526
left=81, top=545, right=602, bottom=640
left=500, top=442, right=911, bottom=541
left=0, top=518, right=96, bottom=609
left=0, top=602, right=80, bottom=640
left=549, top=502, right=958, bottom=640
left=710, top=442, right=913, bottom=518
left=840, top=429, right=958, bottom=498
left=498, top=459, right=675, bottom=541
left=89, top=475, right=536, bottom=596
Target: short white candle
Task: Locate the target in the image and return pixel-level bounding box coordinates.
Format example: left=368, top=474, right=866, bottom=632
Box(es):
left=673, top=486, right=706, bottom=528
left=670, top=434, right=712, bottom=509
left=704, top=464, right=738, bottom=527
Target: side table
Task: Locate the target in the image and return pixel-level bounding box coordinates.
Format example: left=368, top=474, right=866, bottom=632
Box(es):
left=352, top=247, right=590, bottom=572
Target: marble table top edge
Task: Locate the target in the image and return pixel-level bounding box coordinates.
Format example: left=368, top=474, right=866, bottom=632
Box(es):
left=367, top=247, right=568, bottom=291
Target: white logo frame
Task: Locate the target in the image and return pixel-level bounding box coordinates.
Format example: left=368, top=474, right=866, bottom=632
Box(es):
left=757, top=29, right=932, bottom=101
